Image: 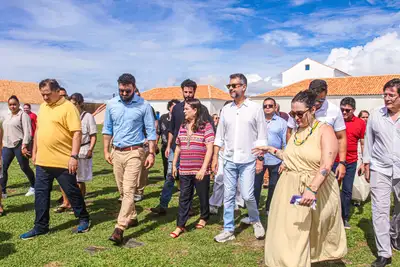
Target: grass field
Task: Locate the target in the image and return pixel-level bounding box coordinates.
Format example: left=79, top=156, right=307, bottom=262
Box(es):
left=0, top=129, right=398, bottom=267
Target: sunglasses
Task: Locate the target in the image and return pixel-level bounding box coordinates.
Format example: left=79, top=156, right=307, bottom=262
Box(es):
left=315, top=98, right=326, bottom=103
left=226, top=83, right=243, bottom=89
left=341, top=108, right=353, bottom=113
left=119, top=89, right=132, bottom=94
left=289, top=109, right=310, bottom=119
left=263, top=104, right=275, bottom=109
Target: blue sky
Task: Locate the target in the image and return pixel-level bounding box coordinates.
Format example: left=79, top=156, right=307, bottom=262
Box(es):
left=1, top=0, right=400, bottom=100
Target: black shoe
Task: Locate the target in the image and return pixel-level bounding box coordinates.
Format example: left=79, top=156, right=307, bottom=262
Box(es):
left=150, top=206, right=167, bottom=215
left=371, top=256, right=392, bottom=267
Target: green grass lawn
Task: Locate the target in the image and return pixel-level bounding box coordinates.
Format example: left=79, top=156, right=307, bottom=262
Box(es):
left=0, top=130, right=397, bottom=266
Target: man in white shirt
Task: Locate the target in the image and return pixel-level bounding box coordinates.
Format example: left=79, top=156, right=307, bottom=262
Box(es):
left=286, top=79, right=347, bottom=180
left=213, top=73, right=267, bottom=243
left=363, top=79, right=400, bottom=267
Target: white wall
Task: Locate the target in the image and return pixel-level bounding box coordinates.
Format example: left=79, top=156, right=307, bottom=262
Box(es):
left=251, top=95, right=384, bottom=114
left=282, top=58, right=351, bottom=86
left=0, top=102, right=40, bottom=122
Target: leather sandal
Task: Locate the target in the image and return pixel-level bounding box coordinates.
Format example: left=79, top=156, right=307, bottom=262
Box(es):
left=170, top=227, right=185, bottom=238
left=54, top=205, right=71, bottom=213
left=195, top=220, right=207, bottom=229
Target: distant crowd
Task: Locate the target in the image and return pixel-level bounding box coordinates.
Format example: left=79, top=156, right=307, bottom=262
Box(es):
left=0, top=73, right=399, bottom=267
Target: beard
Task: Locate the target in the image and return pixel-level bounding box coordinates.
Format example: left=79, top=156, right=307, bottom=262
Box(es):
left=120, top=94, right=134, bottom=103
left=230, top=90, right=242, bottom=99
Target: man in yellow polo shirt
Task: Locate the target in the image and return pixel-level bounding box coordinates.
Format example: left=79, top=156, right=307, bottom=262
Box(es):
left=20, top=79, right=90, bottom=240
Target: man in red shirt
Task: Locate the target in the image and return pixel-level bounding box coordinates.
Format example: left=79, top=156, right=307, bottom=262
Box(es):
left=332, top=97, right=366, bottom=230
left=23, top=103, right=37, bottom=141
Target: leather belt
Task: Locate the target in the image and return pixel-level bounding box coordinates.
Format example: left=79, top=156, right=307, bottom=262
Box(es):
left=113, top=144, right=143, bottom=151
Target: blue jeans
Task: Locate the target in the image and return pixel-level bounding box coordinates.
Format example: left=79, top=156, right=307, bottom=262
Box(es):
left=254, top=163, right=281, bottom=211
left=34, top=166, right=89, bottom=232
left=223, top=160, right=259, bottom=232
left=159, top=149, right=180, bottom=208
left=332, top=161, right=358, bottom=221
left=1, top=143, right=35, bottom=194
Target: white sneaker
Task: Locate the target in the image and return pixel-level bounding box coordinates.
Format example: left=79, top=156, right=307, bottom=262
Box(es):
left=253, top=221, right=265, bottom=239
left=1, top=193, right=7, bottom=199
left=240, top=217, right=251, bottom=225
left=210, top=205, right=218, bottom=215
left=134, top=195, right=144, bottom=202
left=214, top=231, right=235, bottom=243
left=25, top=187, right=35, bottom=196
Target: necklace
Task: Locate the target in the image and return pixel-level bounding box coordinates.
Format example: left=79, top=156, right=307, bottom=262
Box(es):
left=186, top=124, right=194, bottom=148
left=293, top=121, right=319, bottom=146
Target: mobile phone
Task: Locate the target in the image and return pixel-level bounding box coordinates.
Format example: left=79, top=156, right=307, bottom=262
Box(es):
left=290, top=195, right=317, bottom=210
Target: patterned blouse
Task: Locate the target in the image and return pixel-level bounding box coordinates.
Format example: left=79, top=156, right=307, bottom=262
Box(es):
left=176, top=122, right=215, bottom=175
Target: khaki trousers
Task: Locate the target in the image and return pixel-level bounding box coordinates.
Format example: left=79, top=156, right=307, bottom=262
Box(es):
left=136, top=150, right=150, bottom=196
left=112, top=148, right=145, bottom=230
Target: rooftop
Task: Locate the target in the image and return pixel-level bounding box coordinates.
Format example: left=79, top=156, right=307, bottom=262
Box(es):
left=257, top=74, right=400, bottom=97
left=0, top=80, right=42, bottom=104
left=141, top=85, right=231, bottom=101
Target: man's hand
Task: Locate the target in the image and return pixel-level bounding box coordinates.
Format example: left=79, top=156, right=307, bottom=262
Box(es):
left=165, top=146, right=170, bottom=158
left=211, top=156, right=219, bottom=174
left=357, top=163, right=365, bottom=176
left=364, top=163, right=370, bottom=183
left=21, top=146, right=29, bottom=158
left=68, top=157, right=78, bottom=174
left=104, top=151, right=113, bottom=165
left=256, top=160, right=263, bottom=174
left=335, top=163, right=346, bottom=182
left=144, top=154, right=155, bottom=169
left=86, top=149, right=93, bottom=159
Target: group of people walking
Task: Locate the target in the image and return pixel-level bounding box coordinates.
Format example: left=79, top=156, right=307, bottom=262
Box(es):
left=0, top=72, right=399, bottom=267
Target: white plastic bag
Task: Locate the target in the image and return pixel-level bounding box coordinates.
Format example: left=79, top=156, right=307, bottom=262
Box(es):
left=352, top=171, right=370, bottom=202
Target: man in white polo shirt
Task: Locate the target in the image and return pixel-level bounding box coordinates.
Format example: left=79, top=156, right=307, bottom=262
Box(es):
left=286, top=79, right=347, bottom=180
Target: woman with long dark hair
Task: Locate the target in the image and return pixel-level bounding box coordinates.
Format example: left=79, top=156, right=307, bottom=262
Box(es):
left=1, top=95, right=35, bottom=198
left=170, top=98, right=214, bottom=238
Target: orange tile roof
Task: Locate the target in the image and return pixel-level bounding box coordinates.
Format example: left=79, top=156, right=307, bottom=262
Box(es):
left=258, top=75, right=400, bottom=97
left=0, top=80, right=42, bottom=104
left=141, top=85, right=231, bottom=101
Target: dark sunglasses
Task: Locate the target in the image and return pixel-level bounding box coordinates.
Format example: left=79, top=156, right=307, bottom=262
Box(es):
left=289, top=109, right=310, bottom=119
left=315, top=98, right=326, bottom=103
left=341, top=108, right=353, bottom=113
left=119, top=89, right=132, bottom=94
left=226, top=83, right=243, bottom=89
left=263, top=104, right=275, bottom=109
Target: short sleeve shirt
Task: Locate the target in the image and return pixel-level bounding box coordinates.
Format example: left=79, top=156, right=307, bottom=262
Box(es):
left=36, top=97, right=81, bottom=168
left=176, top=122, right=215, bottom=175
left=335, top=116, right=366, bottom=163
left=79, top=112, right=98, bottom=158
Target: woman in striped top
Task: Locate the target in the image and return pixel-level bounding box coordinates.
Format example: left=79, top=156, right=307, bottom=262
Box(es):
left=170, top=98, right=215, bottom=238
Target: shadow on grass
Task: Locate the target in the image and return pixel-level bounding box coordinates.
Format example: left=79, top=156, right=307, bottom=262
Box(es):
left=312, top=260, right=346, bottom=267
left=92, top=169, right=113, bottom=176
left=0, top=232, right=16, bottom=260
left=358, top=218, right=378, bottom=257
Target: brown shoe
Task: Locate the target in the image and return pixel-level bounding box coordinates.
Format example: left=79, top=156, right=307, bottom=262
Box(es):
left=127, top=218, right=139, bottom=229
left=109, top=228, right=124, bottom=244
left=150, top=206, right=167, bottom=215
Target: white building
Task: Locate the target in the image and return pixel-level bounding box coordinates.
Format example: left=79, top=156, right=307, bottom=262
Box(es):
left=93, top=85, right=231, bottom=124
left=251, top=74, right=400, bottom=115
left=282, top=58, right=350, bottom=86
left=0, top=80, right=42, bottom=121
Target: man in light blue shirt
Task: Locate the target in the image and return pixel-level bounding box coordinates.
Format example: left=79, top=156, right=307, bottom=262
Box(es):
left=102, top=73, right=156, bottom=244
left=254, top=97, right=287, bottom=215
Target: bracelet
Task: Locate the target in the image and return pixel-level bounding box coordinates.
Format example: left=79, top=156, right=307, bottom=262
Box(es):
left=306, top=185, right=317, bottom=195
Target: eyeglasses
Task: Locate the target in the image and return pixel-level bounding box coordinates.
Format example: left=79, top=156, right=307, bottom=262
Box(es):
left=263, top=104, right=275, bottom=109
left=289, top=109, right=310, bottom=119
left=340, top=108, right=353, bottom=113
left=315, top=98, right=326, bottom=103
left=383, top=93, right=399, bottom=99
left=226, top=83, right=243, bottom=89
left=119, top=89, right=132, bottom=94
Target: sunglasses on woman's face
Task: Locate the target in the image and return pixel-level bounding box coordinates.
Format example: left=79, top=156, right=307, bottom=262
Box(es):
left=289, top=109, right=309, bottom=119
left=263, top=104, right=274, bottom=109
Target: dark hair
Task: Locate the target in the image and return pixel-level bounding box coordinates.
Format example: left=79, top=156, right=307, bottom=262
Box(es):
left=224, top=100, right=233, bottom=106
left=383, top=78, right=400, bottom=94
left=263, top=97, right=276, bottom=106
left=70, top=93, right=84, bottom=105
left=291, top=90, right=317, bottom=109
left=229, top=73, right=247, bottom=85
left=39, top=79, right=61, bottom=92
left=8, top=95, right=19, bottom=103
left=308, top=79, right=328, bottom=94
left=183, top=98, right=207, bottom=132
left=167, top=99, right=180, bottom=110
left=181, top=79, right=197, bottom=91
left=118, top=73, right=136, bottom=86
left=340, top=97, right=356, bottom=109
left=358, top=110, right=370, bottom=118
left=59, top=87, right=67, bottom=93
left=24, top=103, right=31, bottom=108
left=134, top=88, right=141, bottom=96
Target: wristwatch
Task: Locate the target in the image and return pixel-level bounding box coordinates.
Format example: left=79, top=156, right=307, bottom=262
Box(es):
left=71, top=154, right=79, bottom=160
left=257, top=156, right=265, bottom=161
left=339, top=161, right=347, bottom=167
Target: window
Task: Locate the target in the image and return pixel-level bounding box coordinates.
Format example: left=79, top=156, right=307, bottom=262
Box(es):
left=305, top=64, right=310, bottom=71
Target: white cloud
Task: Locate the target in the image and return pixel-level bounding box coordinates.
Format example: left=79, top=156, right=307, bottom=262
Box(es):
left=325, top=32, right=400, bottom=75
left=291, top=0, right=314, bottom=6
left=262, top=30, right=303, bottom=47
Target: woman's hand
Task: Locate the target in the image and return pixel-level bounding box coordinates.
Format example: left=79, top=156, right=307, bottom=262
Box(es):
left=252, top=146, right=270, bottom=156
left=172, top=165, right=178, bottom=179
left=196, top=168, right=206, bottom=181
left=299, top=190, right=316, bottom=207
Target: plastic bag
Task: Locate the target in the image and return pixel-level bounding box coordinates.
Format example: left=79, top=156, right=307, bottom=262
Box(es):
left=352, top=169, right=370, bottom=202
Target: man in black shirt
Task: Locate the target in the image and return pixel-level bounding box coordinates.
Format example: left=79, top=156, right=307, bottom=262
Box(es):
left=157, top=99, right=180, bottom=179
left=150, top=79, right=214, bottom=215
